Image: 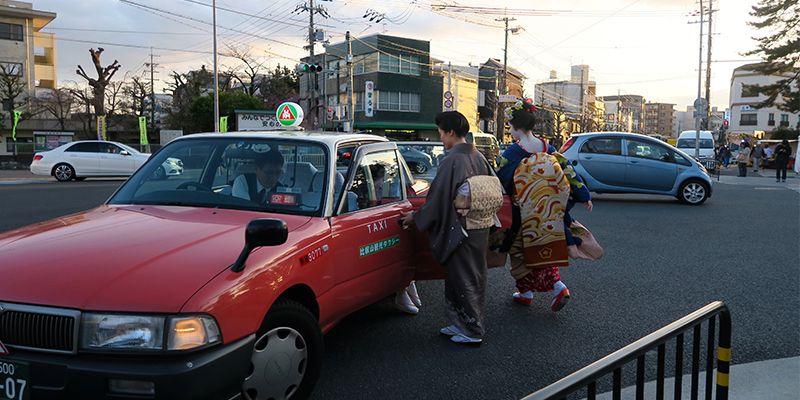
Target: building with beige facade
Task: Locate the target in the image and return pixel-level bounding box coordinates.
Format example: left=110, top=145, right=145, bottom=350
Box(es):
left=0, top=0, right=56, bottom=94
left=0, top=0, right=57, bottom=158
left=643, top=102, right=675, bottom=138
left=437, top=63, right=479, bottom=129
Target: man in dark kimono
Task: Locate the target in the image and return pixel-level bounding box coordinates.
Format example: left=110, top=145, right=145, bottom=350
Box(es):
left=400, top=111, right=493, bottom=345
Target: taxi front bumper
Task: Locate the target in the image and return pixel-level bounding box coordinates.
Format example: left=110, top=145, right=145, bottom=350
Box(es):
left=0, top=334, right=255, bottom=400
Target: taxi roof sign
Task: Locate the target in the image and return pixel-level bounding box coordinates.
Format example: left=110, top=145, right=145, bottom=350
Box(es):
left=277, top=102, right=304, bottom=127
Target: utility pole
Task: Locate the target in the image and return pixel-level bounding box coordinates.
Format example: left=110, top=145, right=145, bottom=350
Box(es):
left=212, top=0, right=219, bottom=132
left=495, top=16, right=516, bottom=142
left=146, top=47, right=157, bottom=133
left=346, top=31, right=354, bottom=133
left=308, top=0, right=316, bottom=128
left=695, top=0, right=704, bottom=159
left=704, top=0, right=714, bottom=130
left=617, top=90, right=622, bottom=132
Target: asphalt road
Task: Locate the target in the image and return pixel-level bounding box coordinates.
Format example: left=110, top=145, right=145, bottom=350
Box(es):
left=0, top=179, right=798, bottom=399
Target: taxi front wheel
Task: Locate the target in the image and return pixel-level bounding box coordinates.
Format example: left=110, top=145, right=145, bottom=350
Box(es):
left=242, top=299, right=323, bottom=400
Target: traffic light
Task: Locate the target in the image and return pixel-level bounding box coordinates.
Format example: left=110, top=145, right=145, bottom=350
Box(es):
left=297, top=63, right=323, bottom=73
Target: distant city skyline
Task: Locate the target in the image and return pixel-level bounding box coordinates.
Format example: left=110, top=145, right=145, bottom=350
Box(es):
left=34, top=0, right=762, bottom=110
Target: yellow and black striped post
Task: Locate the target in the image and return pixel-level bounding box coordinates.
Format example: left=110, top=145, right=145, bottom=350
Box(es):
left=716, top=309, right=732, bottom=400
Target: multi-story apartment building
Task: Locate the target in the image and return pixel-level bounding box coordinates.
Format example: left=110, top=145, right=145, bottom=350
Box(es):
left=0, top=0, right=57, bottom=157
left=643, top=103, right=675, bottom=138
left=478, top=58, right=525, bottom=137
left=306, top=34, right=444, bottom=140
left=599, top=94, right=646, bottom=133
left=728, top=63, right=799, bottom=137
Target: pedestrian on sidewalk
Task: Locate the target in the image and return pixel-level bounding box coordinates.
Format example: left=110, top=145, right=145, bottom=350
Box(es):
left=715, top=145, right=727, bottom=168
left=751, top=143, right=765, bottom=173
left=495, top=99, right=576, bottom=312
left=737, top=142, right=751, bottom=177
left=774, top=139, right=792, bottom=182
left=400, top=111, right=495, bottom=345
left=723, top=144, right=732, bottom=167
left=764, top=144, right=774, bottom=163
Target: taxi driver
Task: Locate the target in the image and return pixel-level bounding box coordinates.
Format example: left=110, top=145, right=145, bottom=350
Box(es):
left=232, top=148, right=286, bottom=204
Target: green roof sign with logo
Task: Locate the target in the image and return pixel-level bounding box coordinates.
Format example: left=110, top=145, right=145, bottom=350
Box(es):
left=276, top=102, right=304, bottom=127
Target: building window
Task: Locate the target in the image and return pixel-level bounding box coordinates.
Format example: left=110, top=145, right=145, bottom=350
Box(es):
left=740, top=113, right=758, bottom=126
left=353, top=53, right=378, bottom=75
left=780, top=114, right=789, bottom=127
left=379, top=53, right=421, bottom=76
left=768, top=113, right=775, bottom=126
left=741, top=83, right=759, bottom=98
left=356, top=92, right=364, bottom=111
left=0, top=23, right=23, bottom=41
left=377, top=91, right=420, bottom=112
left=0, top=62, right=23, bottom=76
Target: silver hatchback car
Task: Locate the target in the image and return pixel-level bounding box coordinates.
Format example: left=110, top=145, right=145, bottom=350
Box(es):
left=559, top=132, right=713, bottom=205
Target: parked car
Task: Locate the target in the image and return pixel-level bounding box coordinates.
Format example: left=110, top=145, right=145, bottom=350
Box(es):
left=397, top=145, right=434, bottom=174
left=1, top=131, right=512, bottom=399
left=29, top=140, right=183, bottom=182
left=559, top=132, right=713, bottom=205
left=467, top=131, right=501, bottom=167
left=676, top=130, right=717, bottom=171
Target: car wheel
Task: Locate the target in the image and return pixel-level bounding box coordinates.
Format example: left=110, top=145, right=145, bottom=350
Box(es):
left=152, top=166, right=166, bottom=180
left=678, top=179, right=708, bottom=205
left=413, top=163, right=427, bottom=174
left=53, top=163, right=75, bottom=182
left=242, top=299, right=323, bottom=400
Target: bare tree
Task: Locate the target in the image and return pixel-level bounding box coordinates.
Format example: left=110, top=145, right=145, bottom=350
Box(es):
left=0, top=63, right=27, bottom=122
left=76, top=48, right=121, bottom=117
left=122, top=76, right=150, bottom=116
left=225, top=46, right=268, bottom=96
left=65, top=82, right=96, bottom=139
left=105, top=80, right=125, bottom=116
left=34, top=88, right=74, bottom=131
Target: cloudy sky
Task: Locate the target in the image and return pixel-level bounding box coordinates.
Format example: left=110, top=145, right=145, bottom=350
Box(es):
left=33, top=0, right=763, bottom=110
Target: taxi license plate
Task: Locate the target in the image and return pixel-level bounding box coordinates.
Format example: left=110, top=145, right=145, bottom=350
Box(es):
left=0, top=360, right=29, bottom=400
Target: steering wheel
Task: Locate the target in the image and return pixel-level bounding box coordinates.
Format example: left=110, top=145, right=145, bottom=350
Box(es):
left=176, top=181, right=212, bottom=192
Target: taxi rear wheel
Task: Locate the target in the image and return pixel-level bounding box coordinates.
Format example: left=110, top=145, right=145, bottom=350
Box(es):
left=242, top=299, right=323, bottom=400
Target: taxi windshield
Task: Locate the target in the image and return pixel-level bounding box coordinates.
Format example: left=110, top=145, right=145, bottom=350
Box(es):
left=109, top=138, right=329, bottom=216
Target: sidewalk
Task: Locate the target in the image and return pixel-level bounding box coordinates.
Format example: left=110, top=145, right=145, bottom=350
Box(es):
left=590, top=356, right=800, bottom=400
left=0, top=170, right=51, bottom=181
left=712, top=166, right=800, bottom=192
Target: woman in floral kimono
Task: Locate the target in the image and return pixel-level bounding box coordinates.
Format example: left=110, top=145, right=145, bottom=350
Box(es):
left=496, top=99, right=590, bottom=312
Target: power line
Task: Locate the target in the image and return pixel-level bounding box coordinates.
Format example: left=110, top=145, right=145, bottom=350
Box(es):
left=119, top=0, right=303, bottom=50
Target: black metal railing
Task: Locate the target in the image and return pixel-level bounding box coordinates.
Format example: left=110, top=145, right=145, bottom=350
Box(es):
left=522, top=301, right=732, bottom=400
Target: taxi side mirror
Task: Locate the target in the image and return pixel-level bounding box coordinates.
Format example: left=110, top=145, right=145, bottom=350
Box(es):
left=230, top=218, right=288, bottom=272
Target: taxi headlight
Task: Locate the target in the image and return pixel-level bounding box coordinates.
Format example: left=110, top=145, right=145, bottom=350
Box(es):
left=80, top=314, right=165, bottom=350
left=80, top=314, right=221, bottom=351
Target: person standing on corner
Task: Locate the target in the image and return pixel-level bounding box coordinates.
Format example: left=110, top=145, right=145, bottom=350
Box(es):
left=737, top=142, right=752, bottom=177
left=399, top=111, right=494, bottom=345
left=774, top=139, right=792, bottom=183
left=751, top=143, right=765, bottom=173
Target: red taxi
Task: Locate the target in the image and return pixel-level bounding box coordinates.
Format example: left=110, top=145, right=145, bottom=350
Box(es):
left=0, top=132, right=510, bottom=400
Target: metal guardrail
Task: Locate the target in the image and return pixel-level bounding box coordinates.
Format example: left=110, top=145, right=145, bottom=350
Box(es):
left=522, top=301, right=732, bottom=400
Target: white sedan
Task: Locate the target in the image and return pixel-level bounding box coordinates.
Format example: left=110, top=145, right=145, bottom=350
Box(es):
left=30, top=140, right=184, bottom=182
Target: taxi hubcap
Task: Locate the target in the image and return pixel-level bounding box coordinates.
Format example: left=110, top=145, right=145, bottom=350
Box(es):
left=243, top=327, right=307, bottom=400
left=684, top=183, right=705, bottom=203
